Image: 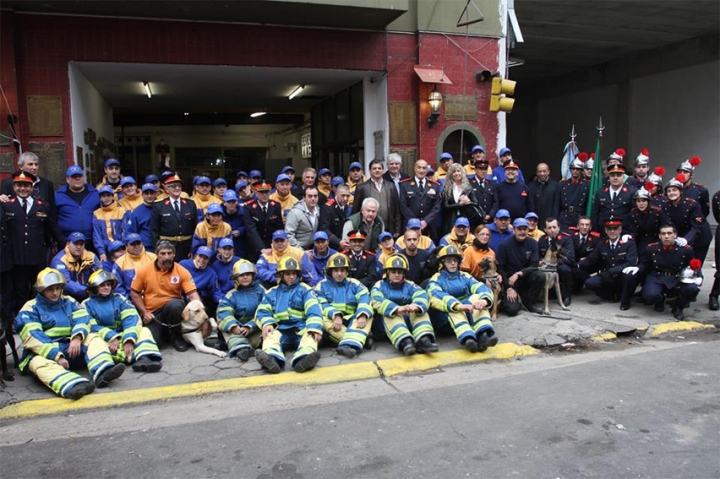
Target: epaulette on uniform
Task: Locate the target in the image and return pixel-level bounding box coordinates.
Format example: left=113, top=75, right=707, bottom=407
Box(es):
left=325, top=198, right=336, bottom=206
left=560, top=232, right=571, bottom=237
left=651, top=206, right=662, bottom=211
left=269, top=200, right=277, bottom=206
left=428, top=179, right=440, bottom=185
left=364, top=250, right=376, bottom=256
left=648, top=242, right=659, bottom=247
left=590, top=231, right=600, bottom=237
left=400, top=177, right=412, bottom=183
left=244, top=199, right=256, bottom=206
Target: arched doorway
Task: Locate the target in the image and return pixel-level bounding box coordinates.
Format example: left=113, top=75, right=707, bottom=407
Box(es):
left=436, top=124, right=486, bottom=165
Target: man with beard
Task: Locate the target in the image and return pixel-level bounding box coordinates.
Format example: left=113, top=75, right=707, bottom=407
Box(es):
left=398, top=228, right=432, bottom=285
left=130, top=240, right=201, bottom=351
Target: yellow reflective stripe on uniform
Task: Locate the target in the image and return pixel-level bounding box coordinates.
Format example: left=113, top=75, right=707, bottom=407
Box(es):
left=19, top=322, right=42, bottom=341
left=39, top=343, right=60, bottom=359
left=43, top=326, right=72, bottom=338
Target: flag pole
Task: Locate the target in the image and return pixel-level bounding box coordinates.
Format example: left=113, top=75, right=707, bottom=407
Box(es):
left=586, top=117, right=605, bottom=218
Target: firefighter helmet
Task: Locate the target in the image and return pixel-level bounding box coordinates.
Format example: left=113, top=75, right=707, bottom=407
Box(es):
left=231, top=259, right=256, bottom=280
left=383, top=254, right=409, bottom=272
left=438, top=245, right=463, bottom=264
left=276, top=256, right=301, bottom=274
left=87, top=270, right=118, bottom=292
left=326, top=253, right=350, bottom=270
left=34, top=268, right=67, bottom=293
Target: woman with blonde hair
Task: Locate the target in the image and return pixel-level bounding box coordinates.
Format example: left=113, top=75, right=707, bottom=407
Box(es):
left=441, top=163, right=483, bottom=234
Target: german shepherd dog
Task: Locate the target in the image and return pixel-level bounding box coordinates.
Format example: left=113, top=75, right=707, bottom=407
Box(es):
left=479, top=257, right=502, bottom=319
left=539, top=242, right=571, bottom=315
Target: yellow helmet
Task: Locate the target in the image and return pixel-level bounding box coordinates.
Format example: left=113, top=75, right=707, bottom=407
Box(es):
left=231, top=259, right=256, bottom=287
left=276, top=256, right=301, bottom=274
left=438, top=245, right=463, bottom=263
left=326, top=253, right=350, bottom=270
left=87, top=270, right=118, bottom=292
left=383, top=254, right=409, bottom=272
left=35, top=268, right=67, bottom=293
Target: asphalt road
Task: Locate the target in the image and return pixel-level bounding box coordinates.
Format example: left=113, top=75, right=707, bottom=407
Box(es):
left=2, top=338, right=719, bottom=479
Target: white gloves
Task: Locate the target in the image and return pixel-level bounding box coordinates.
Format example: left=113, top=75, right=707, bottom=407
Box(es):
left=621, top=234, right=632, bottom=243
left=675, top=237, right=688, bottom=247
left=695, top=277, right=704, bottom=286
left=622, top=266, right=639, bottom=275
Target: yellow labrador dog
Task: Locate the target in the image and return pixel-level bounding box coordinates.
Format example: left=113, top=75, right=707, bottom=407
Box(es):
left=181, top=300, right=226, bottom=357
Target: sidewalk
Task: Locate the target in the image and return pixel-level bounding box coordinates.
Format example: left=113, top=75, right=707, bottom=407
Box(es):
left=1, top=263, right=717, bottom=418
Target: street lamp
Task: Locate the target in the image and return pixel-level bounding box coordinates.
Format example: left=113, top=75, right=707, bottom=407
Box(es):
left=427, top=86, right=443, bottom=127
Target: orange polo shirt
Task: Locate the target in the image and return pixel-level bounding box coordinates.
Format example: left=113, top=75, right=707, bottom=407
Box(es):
left=131, top=260, right=197, bottom=312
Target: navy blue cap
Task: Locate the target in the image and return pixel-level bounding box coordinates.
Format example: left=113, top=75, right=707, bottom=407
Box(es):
left=194, top=176, right=211, bottom=185
left=281, top=166, right=295, bottom=174
left=206, top=203, right=224, bottom=216
left=276, top=173, right=292, bottom=183
left=66, top=165, right=84, bottom=177
left=495, top=209, right=511, bottom=219
left=378, top=231, right=393, bottom=242
left=196, top=246, right=213, bottom=257
left=454, top=217, right=470, bottom=228
left=67, top=232, right=86, bottom=243
left=499, top=147, right=512, bottom=156
left=104, top=158, right=120, bottom=168
left=145, top=174, right=159, bottom=183
left=213, top=178, right=227, bottom=187
left=407, top=218, right=423, bottom=229
left=124, top=233, right=142, bottom=245
left=120, top=176, right=136, bottom=186
left=141, top=183, right=157, bottom=193
left=272, top=230, right=287, bottom=241
left=313, top=231, right=329, bottom=241
left=236, top=171, right=248, bottom=178
left=472, top=145, right=485, bottom=153
left=331, top=176, right=344, bottom=187
left=223, top=190, right=238, bottom=202
left=98, top=185, right=114, bottom=195
left=513, top=218, right=529, bottom=228
left=524, top=212, right=539, bottom=220
left=318, top=168, right=332, bottom=176
left=219, top=238, right=234, bottom=249
left=349, top=162, right=363, bottom=170
left=107, top=241, right=125, bottom=254
left=440, top=152, right=453, bottom=161
left=249, top=170, right=262, bottom=178
left=235, top=180, right=249, bottom=190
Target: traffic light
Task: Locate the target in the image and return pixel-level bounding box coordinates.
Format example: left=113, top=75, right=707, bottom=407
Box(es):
left=490, top=77, right=516, bottom=112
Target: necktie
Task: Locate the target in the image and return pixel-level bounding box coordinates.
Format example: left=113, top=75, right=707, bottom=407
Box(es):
left=611, top=191, right=616, bottom=201
left=19, top=198, right=26, bottom=214
left=419, top=179, right=424, bottom=190
left=262, top=205, right=267, bottom=215
left=610, top=243, right=615, bottom=251
left=173, top=200, right=180, bottom=215
left=580, top=236, right=586, bottom=248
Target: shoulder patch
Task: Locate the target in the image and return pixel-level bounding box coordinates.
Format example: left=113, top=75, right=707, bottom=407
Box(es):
left=429, top=179, right=440, bottom=185
left=325, top=198, right=336, bottom=206
left=364, top=250, right=376, bottom=256
left=590, top=231, right=600, bottom=237
left=648, top=242, right=659, bottom=247
left=269, top=201, right=277, bottom=206
left=244, top=199, right=255, bottom=205
left=561, top=232, right=571, bottom=237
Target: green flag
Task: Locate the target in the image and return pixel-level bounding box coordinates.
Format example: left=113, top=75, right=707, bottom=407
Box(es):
left=586, top=136, right=603, bottom=217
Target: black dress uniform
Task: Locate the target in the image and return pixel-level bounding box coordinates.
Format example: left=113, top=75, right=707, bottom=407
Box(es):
left=628, top=206, right=668, bottom=261
left=399, top=177, right=442, bottom=240
left=468, top=175, right=499, bottom=223
left=570, top=230, right=600, bottom=293
left=344, top=249, right=380, bottom=289
left=557, top=179, right=589, bottom=230
left=602, top=176, right=639, bottom=189
left=528, top=177, right=560, bottom=227
left=538, top=232, right=576, bottom=302
left=682, top=183, right=710, bottom=218
left=150, top=196, right=198, bottom=260
left=591, top=185, right=637, bottom=234
left=3, top=193, right=65, bottom=312
left=662, top=198, right=712, bottom=263
left=319, top=198, right=351, bottom=251
left=578, top=236, right=639, bottom=307
left=709, top=190, right=719, bottom=310
left=243, top=199, right=283, bottom=261
left=640, top=242, right=698, bottom=318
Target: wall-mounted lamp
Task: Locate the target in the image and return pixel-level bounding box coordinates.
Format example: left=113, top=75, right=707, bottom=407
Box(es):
left=288, top=85, right=305, bottom=100
left=427, top=86, right=443, bottom=127
left=250, top=111, right=267, bottom=118
left=143, top=82, right=152, bottom=98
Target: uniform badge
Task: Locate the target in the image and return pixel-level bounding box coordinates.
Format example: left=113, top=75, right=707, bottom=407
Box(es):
left=428, top=189, right=436, bottom=195
left=170, top=275, right=180, bottom=284
left=521, top=191, right=527, bottom=197
left=410, top=182, right=416, bottom=187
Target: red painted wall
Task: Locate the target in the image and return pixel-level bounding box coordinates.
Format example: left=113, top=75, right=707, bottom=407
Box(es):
left=0, top=11, right=21, bottom=172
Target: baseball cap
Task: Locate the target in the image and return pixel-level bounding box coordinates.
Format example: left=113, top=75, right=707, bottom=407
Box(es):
left=272, top=230, right=288, bottom=241
left=525, top=212, right=539, bottom=220
left=67, top=232, right=86, bottom=243
left=378, top=231, right=393, bottom=242
left=223, top=190, right=238, bottom=202
left=145, top=174, right=159, bottom=183
left=236, top=171, right=248, bottom=178
left=349, top=162, right=363, bottom=170
left=196, top=246, right=213, bottom=258
left=194, top=176, right=211, bottom=186
left=407, top=218, right=423, bottom=229
left=206, top=203, right=224, bottom=216
left=513, top=218, right=529, bottom=228
left=120, top=176, right=136, bottom=186
left=219, top=238, right=234, bottom=249
left=495, top=209, right=511, bottom=219
left=104, top=158, right=120, bottom=168
left=141, top=183, right=157, bottom=193
left=440, top=152, right=453, bottom=161
left=276, top=173, right=292, bottom=183
left=66, top=165, right=84, bottom=177
left=499, top=147, right=512, bottom=156
left=318, top=168, right=332, bottom=176
left=235, top=180, right=249, bottom=191
left=427, top=166, right=435, bottom=175
left=281, top=166, right=295, bottom=174
left=107, top=241, right=125, bottom=254
left=213, top=178, right=227, bottom=187
left=471, top=145, right=485, bottom=153
left=331, top=176, right=345, bottom=187
left=249, top=170, right=262, bottom=179
left=454, top=217, right=470, bottom=228
left=98, top=185, right=114, bottom=195
left=313, top=231, right=329, bottom=241
left=124, top=233, right=142, bottom=245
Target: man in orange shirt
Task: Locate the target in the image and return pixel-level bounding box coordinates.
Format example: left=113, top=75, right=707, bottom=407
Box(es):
left=130, top=240, right=201, bottom=351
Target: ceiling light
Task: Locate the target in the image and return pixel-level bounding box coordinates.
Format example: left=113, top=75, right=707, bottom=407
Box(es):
left=183, top=112, right=190, bottom=116
left=143, top=82, right=152, bottom=98
left=288, top=85, right=304, bottom=100
left=250, top=112, right=267, bottom=118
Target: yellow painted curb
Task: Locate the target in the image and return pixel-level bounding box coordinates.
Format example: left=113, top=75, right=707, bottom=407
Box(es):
left=592, top=332, right=617, bottom=342
left=648, top=321, right=715, bottom=337
left=376, top=342, right=538, bottom=377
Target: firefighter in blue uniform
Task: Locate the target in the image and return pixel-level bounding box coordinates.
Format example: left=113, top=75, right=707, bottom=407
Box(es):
left=124, top=182, right=158, bottom=251
left=221, top=189, right=246, bottom=258
left=371, top=254, right=438, bottom=356
left=150, top=172, right=198, bottom=260
left=398, top=159, right=442, bottom=240
left=662, top=174, right=712, bottom=264
left=216, top=259, right=265, bottom=361
left=254, top=256, right=324, bottom=374
left=591, top=164, right=637, bottom=234
left=15, top=268, right=126, bottom=399
left=83, top=270, right=163, bottom=372
left=537, top=217, right=576, bottom=305
left=428, top=246, right=497, bottom=352
left=495, top=160, right=533, bottom=220
left=640, top=224, right=700, bottom=321
left=558, top=156, right=590, bottom=230
left=467, top=155, right=499, bottom=224
left=315, top=252, right=373, bottom=358
left=50, top=232, right=102, bottom=302
left=243, top=180, right=283, bottom=261
left=627, top=186, right=669, bottom=262
left=578, top=218, right=639, bottom=310
left=676, top=157, right=710, bottom=218
left=343, top=230, right=380, bottom=289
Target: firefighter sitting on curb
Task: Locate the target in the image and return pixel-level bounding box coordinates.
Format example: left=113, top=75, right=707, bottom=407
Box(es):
left=428, top=246, right=498, bottom=352
left=254, top=256, right=324, bottom=374
left=14, top=268, right=126, bottom=399
left=315, top=252, right=374, bottom=359
left=371, top=254, right=438, bottom=356
left=216, top=259, right=265, bottom=361
left=82, top=270, right=163, bottom=372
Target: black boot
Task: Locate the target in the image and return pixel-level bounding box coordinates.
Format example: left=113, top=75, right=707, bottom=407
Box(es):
left=399, top=338, right=416, bottom=356
left=416, top=335, right=438, bottom=354
left=293, top=351, right=321, bottom=373
left=96, top=363, right=126, bottom=388
left=255, top=350, right=281, bottom=374
left=710, top=296, right=719, bottom=311
left=463, top=338, right=478, bottom=352
left=336, top=345, right=357, bottom=358
left=171, top=330, right=189, bottom=352
left=65, top=381, right=95, bottom=400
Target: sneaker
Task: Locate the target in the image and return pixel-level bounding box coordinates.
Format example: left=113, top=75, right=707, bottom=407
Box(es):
left=416, top=336, right=438, bottom=354
left=463, top=338, right=478, bottom=352
left=64, top=381, right=95, bottom=400
left=336, top=345, right=357, bottom=359
left=95, top=363, right=126, bottom=388
left=255, top=350, right=281, bottom=374
left=293, top=352, right=321, bottom=373
left=400, top=338, right=416, bottom=356
left=132, top=356, right=162, bottom=373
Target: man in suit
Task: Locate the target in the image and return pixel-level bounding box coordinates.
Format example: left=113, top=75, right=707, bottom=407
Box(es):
left=399, top=159, right=442, bottom=241
left=243, top=180, right=283, bottom=261
left=150, top=173, right=198, bottom=261
left=383, top=153, right=409, bottom=196
left=0, top=152, right=56, bottom=215
left=352, top=158, right=401, bottom=237
left=528, top=163, right=560, bottom=227
left=468, top=155, right=499, bottom=224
